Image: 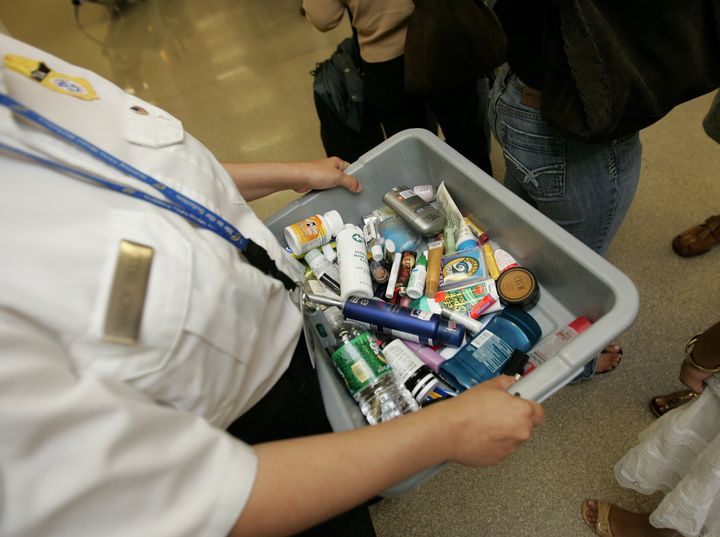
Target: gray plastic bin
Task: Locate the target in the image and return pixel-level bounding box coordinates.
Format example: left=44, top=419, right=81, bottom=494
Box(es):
left=264, top=129, right=639, bottom=496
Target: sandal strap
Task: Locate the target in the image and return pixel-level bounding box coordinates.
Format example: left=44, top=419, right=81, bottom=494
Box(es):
left=595, top=502, right=614, bottom=537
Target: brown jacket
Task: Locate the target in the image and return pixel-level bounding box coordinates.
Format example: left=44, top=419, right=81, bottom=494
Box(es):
left=542, top=0, right=720, bottom=140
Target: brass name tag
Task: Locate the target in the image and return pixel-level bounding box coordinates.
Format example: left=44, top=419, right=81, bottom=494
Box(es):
left=103, top=240, right=154, bottom=345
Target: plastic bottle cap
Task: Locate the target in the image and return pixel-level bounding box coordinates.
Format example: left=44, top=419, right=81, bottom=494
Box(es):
left=496, top=267, right=539, bottom=310
left=385, top=240, right=396, bottom=254
left=371, top=244, right=384, bottom=261
left=456, top=238, right=478, bottom=252
left=323, top=306, right=345, bottom=328
left=413, top=185, right=435, bottom=203
left=436, top=319, right=465, bottom=347
left=321, top=243, right=337, bottom=261
left=323, top=210, right=344, bottom=236
left=568, top=316, right=592, bottom=334
left=304, top=248, right=322, bottom=264
left=411, top=373, right=440, bottom=402
left=283, top=227, right=301, bottom=255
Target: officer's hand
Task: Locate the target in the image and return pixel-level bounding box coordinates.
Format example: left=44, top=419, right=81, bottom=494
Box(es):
left=293, top=157, right=362, bottom=194
left=430, top=376, right=544, bottom=467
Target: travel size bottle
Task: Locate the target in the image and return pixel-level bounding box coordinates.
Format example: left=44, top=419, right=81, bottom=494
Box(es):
left=284, top=210, right=344, bottom=256
left=381, top=339, right=440, bottom=404
left=304, top=248, right=341, bottom=295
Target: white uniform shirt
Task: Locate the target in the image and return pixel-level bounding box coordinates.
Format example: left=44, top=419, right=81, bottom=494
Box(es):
left=0, top=34, right=304, bottom=536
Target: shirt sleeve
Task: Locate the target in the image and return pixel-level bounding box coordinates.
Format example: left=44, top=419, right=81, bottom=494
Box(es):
left=303, top=0, right=346, bottom=31
left=0, top=308, right=257, bottom=537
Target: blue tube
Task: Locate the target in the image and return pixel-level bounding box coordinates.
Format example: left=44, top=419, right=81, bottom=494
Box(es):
left=342, top=296, right=465, bottom=347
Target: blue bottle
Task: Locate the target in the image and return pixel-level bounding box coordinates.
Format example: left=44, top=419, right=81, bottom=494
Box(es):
left=439, top=308, right=541, bottom=391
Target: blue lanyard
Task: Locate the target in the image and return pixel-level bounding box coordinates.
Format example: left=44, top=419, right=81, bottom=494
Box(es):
left=0, top=92, right=297, bottom=291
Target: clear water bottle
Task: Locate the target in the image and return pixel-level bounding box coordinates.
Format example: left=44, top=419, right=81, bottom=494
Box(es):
left=323, top=307, right=418, bottom=424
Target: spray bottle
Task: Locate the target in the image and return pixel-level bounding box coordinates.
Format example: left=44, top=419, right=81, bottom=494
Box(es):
left=304, top=294, right=466, bottom=347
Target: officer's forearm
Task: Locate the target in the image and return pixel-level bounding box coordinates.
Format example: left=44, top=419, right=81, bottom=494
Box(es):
left=223, top=159, right=360, bottom=202
left=229, top=376, right=543, bottom=537
left=223, top=162, right=306, bottom=201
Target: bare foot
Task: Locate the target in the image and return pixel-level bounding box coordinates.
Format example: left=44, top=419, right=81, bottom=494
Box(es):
left=595, top=344, right=623, bottom=374
left=582, top=500, right=676, bottom=537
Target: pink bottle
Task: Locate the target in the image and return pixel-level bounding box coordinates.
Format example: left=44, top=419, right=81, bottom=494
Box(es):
left=403, top=340, right=447, bottom=373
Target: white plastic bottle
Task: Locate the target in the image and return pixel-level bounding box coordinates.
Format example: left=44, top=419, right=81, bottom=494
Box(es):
left=283, top=210, right=344, bottom=256
left=494, top=248, right=520, bottom=273
left=406, top=250, right=427, bottom=299
left=321, top=242, right=337, bottom=263
left=525, top=316, right=593, bottom=373
left=304, top=248, right=341, bottom=295
left=336, top=224, right=373, bottom=298
left=324, top=307, right=418, bottom=424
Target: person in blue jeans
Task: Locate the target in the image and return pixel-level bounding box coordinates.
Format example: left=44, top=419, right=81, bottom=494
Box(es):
left=488, top=0, right=640, bottom=378
left=488, top=64, right=642, bottom=256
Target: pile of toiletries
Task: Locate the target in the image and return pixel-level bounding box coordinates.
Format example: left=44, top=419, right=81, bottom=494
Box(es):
left=283, top=183, right=592, bottom=424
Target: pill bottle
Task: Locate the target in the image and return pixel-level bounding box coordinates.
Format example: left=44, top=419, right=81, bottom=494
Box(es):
left=381, top=339, right=440, bottom=404
left=284, top=210, right=344, bottom=256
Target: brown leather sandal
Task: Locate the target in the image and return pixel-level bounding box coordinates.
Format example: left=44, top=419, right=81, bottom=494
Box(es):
left=649, top=388, right=699, bottom=418
left=581, top=500, right=615, bottom=536
left=672, top=214, right=720, bottom=257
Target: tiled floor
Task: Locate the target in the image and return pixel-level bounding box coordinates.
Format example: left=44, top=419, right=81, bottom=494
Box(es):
left=2, top=2, right=719, bottom=536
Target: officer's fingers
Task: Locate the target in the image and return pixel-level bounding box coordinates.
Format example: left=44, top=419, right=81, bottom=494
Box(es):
left=527, top=400, right=545, bottom=426
left=482, top=374, right=517, bottom=391
left=337, top=172, right=362, bottom=193
left=484, top=375, right=544, bottom=426
left=325, top=156, right=349, bottom=171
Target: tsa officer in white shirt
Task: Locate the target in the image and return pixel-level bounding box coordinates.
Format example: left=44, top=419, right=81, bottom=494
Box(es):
left=0, top=33, right=544, bottom=537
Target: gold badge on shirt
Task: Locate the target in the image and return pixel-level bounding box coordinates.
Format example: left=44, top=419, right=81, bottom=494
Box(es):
left=3, top=54, right=98, bottom=100
left=103, top=240, right=154, bottom=345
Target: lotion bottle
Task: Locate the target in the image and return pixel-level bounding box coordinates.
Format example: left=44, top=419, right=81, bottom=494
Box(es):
left=336, top=224, right=373, bottom=298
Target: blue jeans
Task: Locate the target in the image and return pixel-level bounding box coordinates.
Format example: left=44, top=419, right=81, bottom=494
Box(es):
left=488, top=64, right=642, bottom=256
left=488, top=64, right=642, bottom=379
left=703, top=89, right=720, bottom=144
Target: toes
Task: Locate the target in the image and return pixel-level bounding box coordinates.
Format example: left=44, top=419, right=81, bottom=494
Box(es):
left=583, top=499, right=600, bottom=526
left=596, top=353, right=622, bottom=373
